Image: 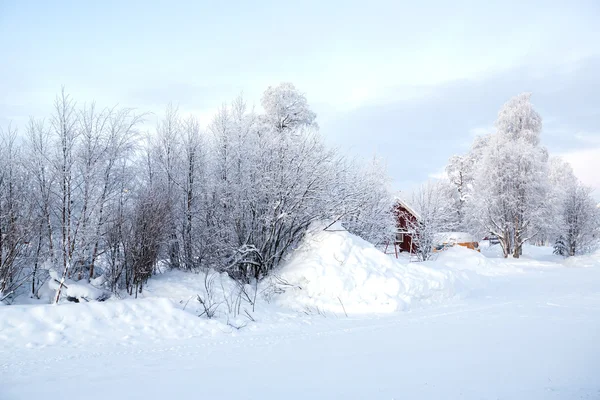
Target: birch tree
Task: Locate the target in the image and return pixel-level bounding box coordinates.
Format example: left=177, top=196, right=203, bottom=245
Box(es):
left=51, top=90, right=80, bottom=302
left=468, top=93, right=550, bottom=258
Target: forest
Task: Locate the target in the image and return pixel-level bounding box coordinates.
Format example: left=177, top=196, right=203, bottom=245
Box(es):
left=407, top=93, right=600, bottom=262
left=0, top=86, right=598, bottom=304
left=0, top=83, right=391, bottom=303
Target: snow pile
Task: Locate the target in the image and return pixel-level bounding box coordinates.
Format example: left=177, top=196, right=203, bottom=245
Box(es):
left=47, top=270, right=110, bottom=303
left=429, top=246, right=524, bottom=276
left=562, top=249, right=600, bottom=268
left=136, top=269, right=235, bottom=304
left=274, top=223, right=472, bottom=314
left=0, top=298, right=227, bottom=350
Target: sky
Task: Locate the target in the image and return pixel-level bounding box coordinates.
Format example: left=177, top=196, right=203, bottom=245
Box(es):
left=1, top=0, right=599, bottom=194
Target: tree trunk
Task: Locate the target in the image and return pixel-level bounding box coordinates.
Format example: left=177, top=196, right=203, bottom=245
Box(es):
left=512, top=243, right=521, bottom=258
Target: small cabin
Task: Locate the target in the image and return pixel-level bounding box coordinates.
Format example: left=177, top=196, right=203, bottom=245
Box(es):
left=392, top=199, right=419, bottom=253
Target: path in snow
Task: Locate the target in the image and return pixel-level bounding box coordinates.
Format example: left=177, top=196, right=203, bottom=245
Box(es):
left=2, top=266, right=599, bottom=400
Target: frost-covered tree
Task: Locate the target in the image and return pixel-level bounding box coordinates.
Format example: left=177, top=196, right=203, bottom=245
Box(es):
left=546, top=156, right=598, bottom=255
left=25, top=118, right=56, bottom=296
left=445, top=155, right=471, bottom=230
left=260, top=83, right=317, bottom=132
left=494, top=93, right=542, bottom=146
left=468, top=93, right=550, bottom=258
left=338, top=157, right=395, bottom=244
left=0, top=126, right=36, bottom=301
left=554, top=183, right=600, bottom=256
left=445, top=134, right=491, bottom=230
left=154, top=104, right=183, bottom=270
left=445, top=156, right=467, bottom=226
left=50, top=90, right=81, bottom=303
left=0, top=84, right=393, bottom=302
left=539, top=157, right=578, bottom=245
left=444, top=94, right=599, bottom=259
left=405, top=180, right=458, bottom=261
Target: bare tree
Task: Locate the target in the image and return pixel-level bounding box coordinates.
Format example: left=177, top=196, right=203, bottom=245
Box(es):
left=25, top=118, right=56, bottom=296
left=51, top=89, right=79, bottom=303
left=124, top=187, right=170, bottom=297
left=0, top=125, right=35, bottom=300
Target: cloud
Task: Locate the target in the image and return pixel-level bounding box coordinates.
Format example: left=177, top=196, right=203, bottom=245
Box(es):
left=319, top=56, right=600, bottom=192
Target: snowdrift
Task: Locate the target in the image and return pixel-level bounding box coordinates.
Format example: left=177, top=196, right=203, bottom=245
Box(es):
left=4, top=222, right=594, bottom=351
left=429, top=245, right=524, bottom=276
left=563, top=251, right=600, bottom=268
left=47, top=270, right=111, bottom=303
left=0, top=298, right=225, bottom=350
left=274, top=223, right=475, bottom=314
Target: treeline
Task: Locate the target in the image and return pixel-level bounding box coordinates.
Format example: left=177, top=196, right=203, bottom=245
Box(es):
left=408, top=93, right=600, bottom=260
left=0, top=83, right=392, bottom=303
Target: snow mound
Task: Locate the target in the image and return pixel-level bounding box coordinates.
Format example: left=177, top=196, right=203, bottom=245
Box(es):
left=274, top=222, right=471, bottom=314
left=0, top=298, right=226, bottom=350
left=47, top=270, right=110, bottom=303
left=562, top=250, right=600, bottom=268
left=429, top=246, right=524, bottom=276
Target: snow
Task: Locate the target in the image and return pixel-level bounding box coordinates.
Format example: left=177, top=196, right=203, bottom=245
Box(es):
left=393, top=195, right=421, bottom=219
left=2, top=263, right=599, bottom=400
left=275, top=222, right=470, bottom=314
left=47, top=270, right=109, bottom=303
left=0, top=298, right=226, bottom=349
left=434, top=231, right=477, bottom=244
left=2, top=228, right=600, bottom=399
left=430, top=245, right=524, bottom=276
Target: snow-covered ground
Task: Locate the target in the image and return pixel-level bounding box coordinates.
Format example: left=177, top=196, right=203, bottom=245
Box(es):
left=2, top=227, right=600, bottom=399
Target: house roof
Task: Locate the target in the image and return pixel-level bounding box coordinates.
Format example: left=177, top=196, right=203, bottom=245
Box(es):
left=393, top=194, right=421, bottom=220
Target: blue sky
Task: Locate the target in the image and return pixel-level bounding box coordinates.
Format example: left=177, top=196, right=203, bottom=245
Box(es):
left=1, top=0, right=599, bottom=192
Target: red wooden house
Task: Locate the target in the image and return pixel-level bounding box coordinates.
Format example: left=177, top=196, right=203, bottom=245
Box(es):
left=392, top=199, right=420, bottom=253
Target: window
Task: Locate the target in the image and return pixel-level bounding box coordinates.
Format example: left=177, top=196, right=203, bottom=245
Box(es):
left=395, top=233, right=404, bottom=243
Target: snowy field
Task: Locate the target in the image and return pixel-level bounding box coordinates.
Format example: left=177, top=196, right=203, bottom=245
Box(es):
left=2, top=227, right=600, bottom=399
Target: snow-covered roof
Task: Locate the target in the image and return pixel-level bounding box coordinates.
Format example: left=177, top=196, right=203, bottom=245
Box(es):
left=393, top=194, right=421, bottom=220
left=434, top=232, right=476, bottom=244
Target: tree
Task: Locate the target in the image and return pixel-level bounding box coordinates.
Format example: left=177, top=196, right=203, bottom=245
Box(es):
left=405, top=181, right=457, bottom=261
left=445, top=134, right=490, bottom=230
left=338, top=157, right=395, bottom=244
left=154, top=104, right=182, bottom=270
left=0, top=84, right=394, bottom=302
left=124, top=187, right=170, bottom=297
left=25, top=118, right=56, bottom=296
left=554, top=183, right=600, bottom=256
left=468, top=93, right=550, bottom=258
left=51, top=89, right=80, bottom=303
left=180, top=115, right=204, bottom=270
left=260, top=83, right=317, bottom=132
left=0, top=125, right=35, bottom=301
left=494, top=93, right=542, bottom=146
